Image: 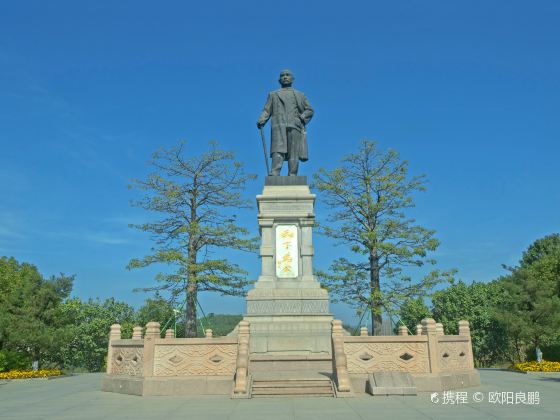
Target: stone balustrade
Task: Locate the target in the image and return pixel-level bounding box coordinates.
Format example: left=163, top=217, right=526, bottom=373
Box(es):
left=331, top=318, right=479, bottom=393
left=103, top=320, right=251, bottom=396
left=233, top=320, right=250, bottom=395
left=105, top=317, right=478, bottom=396
left=331, top=320, right=351, bottom=393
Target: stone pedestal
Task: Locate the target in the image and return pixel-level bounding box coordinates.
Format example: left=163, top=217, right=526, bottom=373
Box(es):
left=244, top=176, right=333, bottom=356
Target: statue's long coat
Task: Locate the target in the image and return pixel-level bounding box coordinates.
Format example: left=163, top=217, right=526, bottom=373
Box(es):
left=258, top=88, right=314, bottom=161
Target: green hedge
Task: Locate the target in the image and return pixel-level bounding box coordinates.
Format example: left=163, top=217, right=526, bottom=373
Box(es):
left=0, top=350, right=32, bottom=372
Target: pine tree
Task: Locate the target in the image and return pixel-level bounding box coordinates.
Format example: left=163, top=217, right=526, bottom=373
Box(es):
left=313, top=140, right=454, bottom=335
left=128, top=141, right=257, bottom=337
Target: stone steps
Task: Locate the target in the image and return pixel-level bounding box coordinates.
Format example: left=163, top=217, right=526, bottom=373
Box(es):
left=252, top=380, right=334, bottom=397
left=250, top=370, right=334, bottom=398
left=254, top=380, right=331, bottom=387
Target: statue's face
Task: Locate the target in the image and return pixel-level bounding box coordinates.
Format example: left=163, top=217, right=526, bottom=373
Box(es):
left=279, top=71, right=294, bottom=87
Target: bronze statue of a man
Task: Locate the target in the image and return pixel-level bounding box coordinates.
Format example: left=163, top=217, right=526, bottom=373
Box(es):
left=257, top=70, right=314, bottom=176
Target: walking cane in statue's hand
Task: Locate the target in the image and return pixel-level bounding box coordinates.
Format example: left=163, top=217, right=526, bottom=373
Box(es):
left=259, top=126, right=271, bottom=176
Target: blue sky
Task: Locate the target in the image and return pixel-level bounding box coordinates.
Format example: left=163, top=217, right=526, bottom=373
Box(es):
left=1, top=1, right=559, bottom=324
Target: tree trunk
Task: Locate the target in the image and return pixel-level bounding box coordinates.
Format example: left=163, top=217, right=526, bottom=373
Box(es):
left=185, top=280, right=198, bottom=337
left=185, top=224, right=198, bottom=338
left=370, top=253, right=383, bottom=336
left=371, top=309, right=383, bottom=336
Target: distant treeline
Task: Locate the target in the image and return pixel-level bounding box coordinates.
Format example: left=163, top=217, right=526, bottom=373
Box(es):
left=396, top=234, right=560, bottom=367
left=0, top=257, right=244, bottom=373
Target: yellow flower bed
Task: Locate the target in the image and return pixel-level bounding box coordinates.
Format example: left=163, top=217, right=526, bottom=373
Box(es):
left=0, top=369, right=63, bottom=379
left=513, top=360, right=560, bottom=372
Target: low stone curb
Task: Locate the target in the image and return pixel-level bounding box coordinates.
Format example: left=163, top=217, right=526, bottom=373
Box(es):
left=505, top=369, right=560, bottom=375
left=0, top=374, right=70, bottom=382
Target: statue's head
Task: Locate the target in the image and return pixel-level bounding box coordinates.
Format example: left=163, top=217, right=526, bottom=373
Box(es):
left=278, top=69, right=294, bottom=87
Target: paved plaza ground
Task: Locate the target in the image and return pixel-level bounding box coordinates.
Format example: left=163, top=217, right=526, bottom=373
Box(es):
left=0, top=370, right=559, bottom=420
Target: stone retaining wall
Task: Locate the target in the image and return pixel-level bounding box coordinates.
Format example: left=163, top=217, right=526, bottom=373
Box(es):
left=332, top=318, right=480, bottom=394
left=103, top=317, right=479, bottom=396
left=103, top=320, right=250, bottom=396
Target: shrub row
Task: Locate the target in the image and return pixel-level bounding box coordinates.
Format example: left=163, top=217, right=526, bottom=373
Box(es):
left=512, top=361, right=560, bottom=372
left=0, top=369, right=63, bottom=380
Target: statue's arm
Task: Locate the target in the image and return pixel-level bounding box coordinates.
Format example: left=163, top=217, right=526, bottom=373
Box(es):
left=257, top=94, right=272, bottom=128
left=300, top=95, right=314, bottom=125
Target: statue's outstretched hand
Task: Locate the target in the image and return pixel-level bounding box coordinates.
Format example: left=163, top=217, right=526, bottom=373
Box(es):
left=257, top=121, right=265, bottom=129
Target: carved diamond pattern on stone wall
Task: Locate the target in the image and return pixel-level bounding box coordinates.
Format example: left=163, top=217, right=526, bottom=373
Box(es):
left=111, top=347, right=143, bottom=376
left=439, top=342, right=470, bottom=372
left=154, top=344, right=237, bottom=376
left=168, top=354, right=184, bottom=365
left=209, top=354, right=223, bottom=363
left=399, top=352, right=414, bottom=361
left=344, top=342, right=429, bottom=373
